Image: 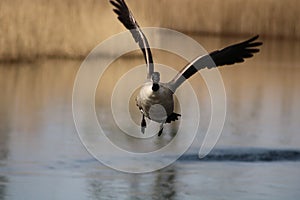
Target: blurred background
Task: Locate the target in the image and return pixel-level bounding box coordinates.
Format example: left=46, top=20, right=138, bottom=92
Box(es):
left=0, top=0, right=299, bottom=61
left=0, top=0, right=300, bottom=199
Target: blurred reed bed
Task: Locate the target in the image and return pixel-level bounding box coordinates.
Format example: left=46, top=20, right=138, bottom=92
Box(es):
left=143, top=0, right=300, bottom=38
left=0, top=0, right=117, bottom=61
left=0, top=0, right=299, bottom=61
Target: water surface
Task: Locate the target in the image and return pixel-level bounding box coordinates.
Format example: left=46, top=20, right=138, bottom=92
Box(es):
left=0, top=36, right=299, bottom=199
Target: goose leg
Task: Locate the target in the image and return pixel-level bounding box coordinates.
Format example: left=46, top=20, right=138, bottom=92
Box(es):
left=141, top=115, right=146, bottom=134
left=158, top=123, right=164, bottom=136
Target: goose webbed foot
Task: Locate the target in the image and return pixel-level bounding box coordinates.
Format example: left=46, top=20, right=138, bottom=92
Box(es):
left=141, top=115, right=146, bottom=134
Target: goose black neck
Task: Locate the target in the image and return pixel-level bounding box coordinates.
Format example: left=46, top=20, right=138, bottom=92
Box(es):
left=152, top=83, right=159, bottom=91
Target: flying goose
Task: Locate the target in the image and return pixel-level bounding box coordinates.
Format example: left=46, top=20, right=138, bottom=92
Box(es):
left=110, top=0, right=262, bottom=136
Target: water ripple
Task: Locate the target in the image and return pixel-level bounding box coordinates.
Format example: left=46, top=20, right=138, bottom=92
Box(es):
left=179, top=148, right=300, bottom=162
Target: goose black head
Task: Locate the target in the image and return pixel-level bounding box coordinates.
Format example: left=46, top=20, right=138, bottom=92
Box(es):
left=151, top=72, right=160, bottom=92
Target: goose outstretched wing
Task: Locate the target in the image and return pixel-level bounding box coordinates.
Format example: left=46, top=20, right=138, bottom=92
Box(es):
left=168, top=35, right=262, bottom=91
left=110, top=0, right=154, bottom=79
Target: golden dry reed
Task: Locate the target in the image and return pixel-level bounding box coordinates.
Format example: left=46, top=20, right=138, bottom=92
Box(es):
left=0, top=0, right=299, bottom=61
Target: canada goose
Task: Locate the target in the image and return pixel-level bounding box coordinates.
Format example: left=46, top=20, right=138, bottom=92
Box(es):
left=110, top=0, right=262, bottom=136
